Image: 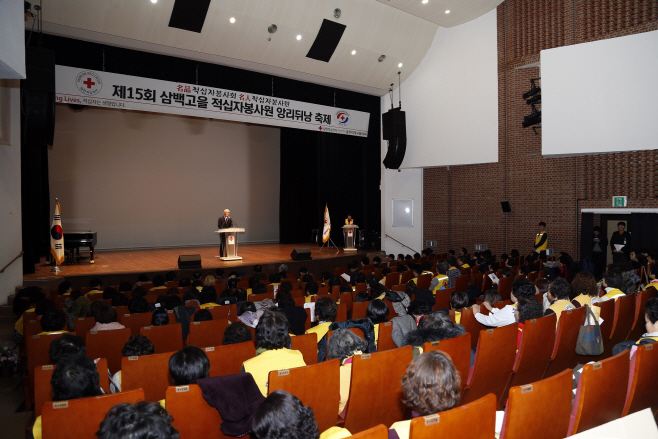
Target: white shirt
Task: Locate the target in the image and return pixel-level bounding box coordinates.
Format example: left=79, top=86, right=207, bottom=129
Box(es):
left=474, top=304, right=517, bottom=327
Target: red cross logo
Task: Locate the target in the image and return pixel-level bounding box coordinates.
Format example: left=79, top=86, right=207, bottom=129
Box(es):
left=324, top=219, right=328, bottom=224
left=83, top=77, right=96, bottom=88
left=318, top=126, right=323, bottom=130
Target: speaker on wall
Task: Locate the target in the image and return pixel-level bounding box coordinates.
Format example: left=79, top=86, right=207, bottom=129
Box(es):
left=178, top=254, right=202, bottom=269
left=291, top=248, right=312, bottom=261
left=23, top=46, right=56, bottom=146
left=382, top=107, right=407, bottom=169
left=501, top=201, right=512, bottom=213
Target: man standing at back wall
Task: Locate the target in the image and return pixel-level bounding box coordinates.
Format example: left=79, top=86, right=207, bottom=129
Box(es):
left=534, top=221, right=548, bottom=260
left=218, top=208, right=234, bottom=257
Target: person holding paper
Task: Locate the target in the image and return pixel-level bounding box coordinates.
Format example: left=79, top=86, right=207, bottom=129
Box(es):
left=610, top=221, right=631, bottom=264
left=217, top=208, right=234, bottom=257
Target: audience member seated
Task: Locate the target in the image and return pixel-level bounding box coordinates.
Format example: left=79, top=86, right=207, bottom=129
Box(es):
left=151, top=310, right=170, bottom=326
left=304, top=280, right=320, bottom=302
left=110, top=335, right=155, bottom=393
left=112, top=293, right=129, bottom=307
left=404, top=312, right=466, bottom=357
left=643, top=264, right=658, bottom=291
left=178, top=277, right=191, bottom=288
left=38, top=309, right=69, bottom=335
left=242, top=311, right=306, bottom=396
left=169, top=346, right=210, bottom=387
left=601, top=271, right=626, bottom=301
left=223, top=321, right=253, bottom=345
left=612, top=297, right=658, bottom=357
left=238, top=302, right=262, bottom=328
left=306, top=297, right=337, bottom=342
left=570, top=271, right=600, bottom=310
left=90, top=301, right=126, bottom=332
left=472, top=278, right=536, bottom=327
left=327, top=329, right=368, bottom=417
left=199, top=286, right=221, bottom=309
left=276, top=290, right=307, bottom=336
left=252, top=282, right=268, bottom=296
left=482, top=289, right=502, bottom=308
left=103, top=287, right=120, bottom=302
left=128, top=296, right=150, bottom=315
left=87, top=277, right=103, bottom=296
left=58, top=281, right=73, bottom=296
left=366, top=299, right=389, bottom=346
left=544, top=278, right=575, bottom=325
left=535, top=278, right=550, bottom=311
left=96, top=402, right=179, bottom=439
left=33, top=356, right=104, bottom=439
left=449, top=291, right=469, bottom=324
left=430, top=262, right=450, bottom=294
left=64, top=292, right=90, bottom=330
left=13, top=293, right=47, bottom=341
left=391, top=301, right=431, bottom=347
left=446, top=258, right=461, bottom=288
left=389, top=351, right=461, bottom=439
left=457, top=256, right=470, bottom=270
left=49, top=333, right=86, bottom=364
left=136, top=274, right=150, bottom=285
left=373, top=256, right=382, bottom=269
left=193, top=309, right=213, bottom=322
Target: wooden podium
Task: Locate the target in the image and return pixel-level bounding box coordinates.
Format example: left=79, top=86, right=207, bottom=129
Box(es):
left=342, top=225, right=359, bottom=252
left=214, top=228, right=245, bottom=260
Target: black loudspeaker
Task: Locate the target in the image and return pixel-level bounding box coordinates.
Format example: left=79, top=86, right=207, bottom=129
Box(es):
left=306, top=19, right=347, bottom=62
left=169, top=0, right=211, bottom=33
left=23, top=47, right=56, bottom=146
left=382, top=108, right=406, bottom=140
left=178, top=254, right=202, bottom=269
left=501, top=201, right=512, bottom=212
left=383, top=137, right=407, bottom=170
left=291, top=248, right=312, bottom=261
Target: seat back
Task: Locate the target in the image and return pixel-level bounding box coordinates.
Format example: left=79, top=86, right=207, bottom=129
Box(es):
left=86, top=328, right=132, bottom=374
left=201, top=304, right=238, bottom=322
left=205, top=342, right=256, bottom=377
left=458, top=307, right=488, bottom=350
left=166, top=384, right=232, bottom=439
left=349, top=425, right=388, bottom=439
left=454, top=275, right=469, bottom=292
left=188, top=320, right=230, bottom=348
left=41, top=389, right=146, bottom=439
left=460, top=325, right=517, bottom=407
left=73, top=317, right=96, bottom=343
left=604, top=293, right=636, bottom=358
left=140, top=324, right=184, bottom=354
left=341, top=291, right=353, bottom=312
left=433, top=288, right=455, bottom=312
left=409, top=393, right=496, bottom=439
left=385, top=272, right=400, bottom=288
left=423, top=333, right=471, bottom=393
left=34, top=359, right=110, bottom=417
left=622, top=343, right=658, bottom=417
left=501, top=313, right=557, bottom=407
left=499, top=369, right=572, bottom=439
left=460, top=267, right=472, bottom=276
left=568, top=351, right=630, bottom=435
left=121, top=352, right=174, bottom=402
left=336, top=302, right=348, bottom=322
left=416, top=274, right=432, bottom=290
left=248, top=292, right=275, bottom=302
left=543, top=306, right=586, bottom=378
left=23, top=315, right=43, bottom=338
left=27, top=332, right=71, bottom=382
left=344, top=346, right=413, bottom=433
left=376, top=322, right=396, bottom=352
left=352, top=301, right=369, bottom=320
left=268, top=359, right=340, bottom=432
left=481, top=274, right=493, bottom=293
left=527, top=272, right=539, bottom=283
left=291, top=333, right=319, bottom=365
left=118, top=312, right=154, bottom=336
left=400, top=271, right=414, bottom=285
left=628, top=289, right=656, bottom=341
left=498, top=277, right=513, bottom=301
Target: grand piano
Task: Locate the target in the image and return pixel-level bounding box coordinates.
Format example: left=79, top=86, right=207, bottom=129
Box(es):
left=63, top=232, right=98, bottom=264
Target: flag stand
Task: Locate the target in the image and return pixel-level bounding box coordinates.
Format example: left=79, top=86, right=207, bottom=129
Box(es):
left=50, top=262, right=62, bottom=273
left=319, top=237, right=339, bottom=253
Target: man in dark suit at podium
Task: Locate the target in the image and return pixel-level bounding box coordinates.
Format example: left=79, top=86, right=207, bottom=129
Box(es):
left=218, top=209, right=234, bottom=257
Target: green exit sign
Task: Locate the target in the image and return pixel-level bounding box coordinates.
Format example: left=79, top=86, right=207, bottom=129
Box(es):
left=612, top=196, right=627, bottom=207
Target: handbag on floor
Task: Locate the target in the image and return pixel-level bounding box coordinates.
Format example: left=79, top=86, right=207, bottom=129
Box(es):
left=575, top=305, right=604, bottom=356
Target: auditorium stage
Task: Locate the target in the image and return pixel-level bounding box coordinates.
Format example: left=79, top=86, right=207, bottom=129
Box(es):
left=24, top=243, right=375, bottom=289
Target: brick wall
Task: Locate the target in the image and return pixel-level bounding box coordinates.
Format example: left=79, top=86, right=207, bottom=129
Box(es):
left=423, top=0, right=658, bottom=259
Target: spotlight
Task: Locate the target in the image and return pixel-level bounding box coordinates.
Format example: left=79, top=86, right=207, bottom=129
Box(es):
left=526, top=94, right=541, bottom=105
left=229, top=17, right=235, bottom=23
left=522, top=105, right=541, bottom=128
left=522, top=79, right=541, bottom=99
left=422, top=0, right=428, bottom=3
left=151, top=0, right=157, bottom=3
left=445, top=10, right=450, bottom=14
left=268, top=24, right=277, bottom=34
left=351, top=50, right=356, bottom=55
left=296, top=34, right=302, bottom=41
left=378, top=55, right=386, bottom=62
left=398, top=63, right=403, bottom=68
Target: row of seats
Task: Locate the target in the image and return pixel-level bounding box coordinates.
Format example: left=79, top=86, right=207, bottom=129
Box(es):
left=37, top=341, right=658, bottom=439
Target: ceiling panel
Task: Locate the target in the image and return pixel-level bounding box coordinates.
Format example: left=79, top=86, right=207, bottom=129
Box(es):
left=375, top=0, right=504, bottom=27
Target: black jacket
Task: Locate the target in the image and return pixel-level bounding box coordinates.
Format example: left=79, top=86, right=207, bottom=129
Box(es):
left=610, top=231, right=631, bottom=256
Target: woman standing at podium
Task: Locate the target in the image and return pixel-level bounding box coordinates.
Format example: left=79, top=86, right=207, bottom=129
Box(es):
left=218, top=209, right=234, bottom=257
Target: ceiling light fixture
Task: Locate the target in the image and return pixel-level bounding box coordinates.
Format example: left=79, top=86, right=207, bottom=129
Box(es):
left=378, top=55, right=386, bottom=62
left=398, top=63, right=403, bottom=68
left=268, top=24, right=277, bottom=34
left=151, top=0, right=157, bottom=3
left=422, top=0, right=428, bottom=4
left=296, top=34, right=302, bottom=40
left=334, top=8, right=341, bottom=19
left=445, top=10, right=450, bottom=14
left=229, top=17, right=235, bottom=23
left=351, top=50, right=356, bottom=55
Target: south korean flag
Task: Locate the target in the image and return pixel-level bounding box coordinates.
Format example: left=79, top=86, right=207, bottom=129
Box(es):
left=50, top=199, right=65, bottom=265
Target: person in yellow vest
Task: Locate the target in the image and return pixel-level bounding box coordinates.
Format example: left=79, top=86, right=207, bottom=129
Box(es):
left=85, top=277, right=104, bottom=296
left=449, top=290, right=469, bottom=325
left=411, top=262, right=434, bottom=286
left=570, top=271, right=602, bottom=320
left=534, top=221, right=548, bottom=260
left=600, top=271, right=626, bottom=302
left=390, top=351, right=462, bottom=439
left=430, top=262, right=450, bottom=294
left=36, top=309, right=70, bottom=336
left=243, top=311, right=306, bottom=396
left=644, top=264, right=658, bottom=291
left=457, top=256, right=470, bottom=270
left=543, top=278, right=575, bottom=327
left=32, top=356, right=104, bottom=439
left=326, top=329, right=368, bottom=417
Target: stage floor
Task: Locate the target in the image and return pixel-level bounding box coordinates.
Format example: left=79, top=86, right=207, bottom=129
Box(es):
left=25, top=243, right=371, bottom=282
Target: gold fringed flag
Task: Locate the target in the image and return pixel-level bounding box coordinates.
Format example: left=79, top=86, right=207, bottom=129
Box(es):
left=322, top=204, right=331, bottom=243
left=50, top=199, right=65, bottom=265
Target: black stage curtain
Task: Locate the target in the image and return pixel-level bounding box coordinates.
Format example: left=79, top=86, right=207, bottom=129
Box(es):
left=629, top=213, right=658, bottom=251
left=20, top=143, right=50, bottom=274
left=580, top=212, right=594, bottom=259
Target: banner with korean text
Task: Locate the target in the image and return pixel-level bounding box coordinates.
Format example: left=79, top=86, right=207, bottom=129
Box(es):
left=55, top=66, right=370, bottom=137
